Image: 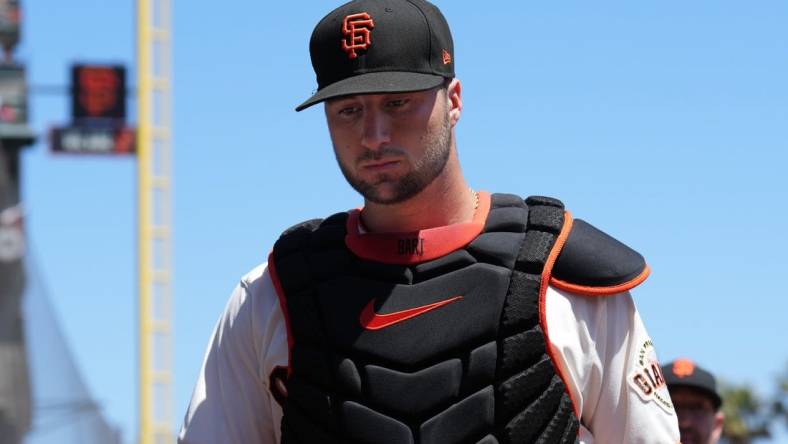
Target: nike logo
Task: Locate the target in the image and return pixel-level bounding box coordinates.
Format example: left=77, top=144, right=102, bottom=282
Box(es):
left=359, top=296, right=463, bottom=330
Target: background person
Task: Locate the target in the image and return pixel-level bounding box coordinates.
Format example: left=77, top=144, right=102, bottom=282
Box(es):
left=663, top=358, right=725, bottom=444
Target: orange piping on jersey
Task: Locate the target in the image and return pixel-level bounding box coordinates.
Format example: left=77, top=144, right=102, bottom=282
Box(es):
left=549, top=265, right=651, bottom=296
left=267, top=251, right=294, bottom=378
left=345, top=191, right=491, bottom=265
left=538, top=211, right=581, bottom=420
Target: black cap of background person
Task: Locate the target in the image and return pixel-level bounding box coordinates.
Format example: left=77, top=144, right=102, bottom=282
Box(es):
left=662, top=358, right=723, bottom=410
left=296, top=0, right=454, bottom=111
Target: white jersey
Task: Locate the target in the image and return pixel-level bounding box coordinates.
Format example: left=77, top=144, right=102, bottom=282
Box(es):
left=179, top=263, right=679, bottom=444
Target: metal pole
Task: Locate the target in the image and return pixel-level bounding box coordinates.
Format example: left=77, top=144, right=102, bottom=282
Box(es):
left=137, top=0, right=173, bottom=442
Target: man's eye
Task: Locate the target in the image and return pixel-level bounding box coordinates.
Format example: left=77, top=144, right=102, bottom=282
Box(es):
left=338, top=106, right=360, bottom=116
left=387, top=98, right=409, bottom=108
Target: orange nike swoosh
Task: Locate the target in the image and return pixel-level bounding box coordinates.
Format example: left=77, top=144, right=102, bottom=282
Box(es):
left=359, top=296, right=463, bottom=330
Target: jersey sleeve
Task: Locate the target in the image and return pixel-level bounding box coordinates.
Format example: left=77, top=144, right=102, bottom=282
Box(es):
left=178, top=263, right=287, bottom=444
left=544, top=286, right=680, bottom=444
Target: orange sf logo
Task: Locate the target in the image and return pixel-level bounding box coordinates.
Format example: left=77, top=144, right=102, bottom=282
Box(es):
left=79, top=67, right=119, bottom=117
left=672, top=358, right=695, bottom=378
left=342, top=12, right=375, bottom=60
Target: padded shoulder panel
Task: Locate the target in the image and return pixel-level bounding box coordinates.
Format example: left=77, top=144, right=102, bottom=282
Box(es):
left=552, top=218, right=647, bottom=291
left=282, top=218, right=324, bottom=236
left=273, top=213, right=348, bottom=260
left=279, top=211, right=347, bottom=237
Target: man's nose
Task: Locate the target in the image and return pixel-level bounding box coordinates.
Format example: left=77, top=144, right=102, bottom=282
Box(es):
left=361, top=109, right=391, bottom=150
left=677, top=412, right=694, bottom=428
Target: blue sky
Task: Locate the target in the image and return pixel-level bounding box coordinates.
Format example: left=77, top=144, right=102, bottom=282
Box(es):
left=17, top=0, right=788, bottom=441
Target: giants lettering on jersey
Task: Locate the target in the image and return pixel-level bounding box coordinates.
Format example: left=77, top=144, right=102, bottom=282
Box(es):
left=632, top=363, right=664, bottom=395
left=628, top=339, right=674, bottom=415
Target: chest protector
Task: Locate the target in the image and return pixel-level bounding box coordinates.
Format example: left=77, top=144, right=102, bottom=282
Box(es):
left=270, top=193, right=648, bottom=444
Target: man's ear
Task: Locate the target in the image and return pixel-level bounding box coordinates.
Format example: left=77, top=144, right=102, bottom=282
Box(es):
left=710, top=410, right=725, bottom=443
left=446, top=78, right=462, bottom=126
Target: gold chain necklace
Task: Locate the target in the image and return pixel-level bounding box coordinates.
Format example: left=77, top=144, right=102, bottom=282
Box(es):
left=470, top=188, right=479, bottom=211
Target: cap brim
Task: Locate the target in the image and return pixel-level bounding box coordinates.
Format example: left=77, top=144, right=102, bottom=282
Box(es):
left=295, top=71, right=446, bottom=112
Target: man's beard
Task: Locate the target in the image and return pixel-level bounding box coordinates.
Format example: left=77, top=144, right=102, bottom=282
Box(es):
left=678, top=429, right=704, bottom=444
left=336, top=111, right=452, bottom=205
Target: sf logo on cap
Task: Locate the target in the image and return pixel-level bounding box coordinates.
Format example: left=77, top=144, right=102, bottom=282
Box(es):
left=342, top=12, right=375, bottom=60
left=672, top=358, right=696, bottom=378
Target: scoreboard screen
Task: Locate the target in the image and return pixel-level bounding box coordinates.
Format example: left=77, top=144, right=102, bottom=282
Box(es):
left=0, top=64, right=27, bottom=124
left=50, top=126, right=135, bottom=155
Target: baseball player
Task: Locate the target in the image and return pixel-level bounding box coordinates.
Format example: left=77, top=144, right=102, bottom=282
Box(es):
left=179, top=0, right=680, bottom=442
left=662, top=359, right=725, bottom=444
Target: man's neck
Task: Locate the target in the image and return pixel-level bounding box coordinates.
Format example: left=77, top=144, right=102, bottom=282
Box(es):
left=359, top=161, right=475, bottom=233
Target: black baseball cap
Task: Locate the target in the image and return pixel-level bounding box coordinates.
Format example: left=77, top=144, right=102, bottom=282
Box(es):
left=662, top=358, right=723, bottom=410
left=296, top=0, right=455, bottom=111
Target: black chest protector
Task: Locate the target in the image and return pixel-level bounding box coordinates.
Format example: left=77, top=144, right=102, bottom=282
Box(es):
left=270, top=194, right=648, bottom=444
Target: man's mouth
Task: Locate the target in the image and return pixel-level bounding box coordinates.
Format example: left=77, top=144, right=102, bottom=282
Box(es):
left=361, top=159, right=401, bottom=172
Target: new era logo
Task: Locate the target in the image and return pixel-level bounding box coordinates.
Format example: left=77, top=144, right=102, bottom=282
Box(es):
left=442, top=49, right=451, bottom=65
left=342, top=12, right=375, bottom=60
